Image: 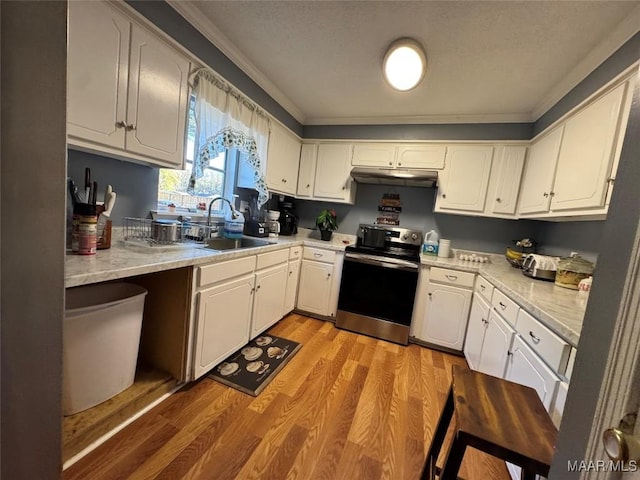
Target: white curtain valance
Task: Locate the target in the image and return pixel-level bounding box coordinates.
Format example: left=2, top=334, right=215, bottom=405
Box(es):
left=188, top=68, right=270, bottom=207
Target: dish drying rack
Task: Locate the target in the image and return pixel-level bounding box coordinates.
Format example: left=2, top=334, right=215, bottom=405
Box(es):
left=123, top=217, right=221, bottom=247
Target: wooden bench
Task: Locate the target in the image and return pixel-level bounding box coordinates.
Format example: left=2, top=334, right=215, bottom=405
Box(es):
left=421, top=365, right=558, bottom=480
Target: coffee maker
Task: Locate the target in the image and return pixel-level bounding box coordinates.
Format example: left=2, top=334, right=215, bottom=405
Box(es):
left=278, top=200, right=298, bottom=236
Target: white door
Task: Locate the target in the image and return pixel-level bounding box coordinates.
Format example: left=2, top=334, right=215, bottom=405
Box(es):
left=250, top=264, right=288, bottom=338
left=193, top=274, right=254, bottom=380
left=517, top=126, right=564, bottom=215
left=297, top=144, right=317, bottom=198
left=488, top=146, right=526, bottom=215
left=505, top=335, right=560, bottom=410
left=283, top=259, right=301, bottom=314
left=126, top=24, right=190, bottom=167
left=436, top=145, right=494, bottom=213
left=464, top=293, right=490, bottom=370
left=396, top=144, right=446, bottom=169
left=550, top=82, right=627, bottom=212
left=422, top=282, right=472, bottom=351
left=67, top=1, right=129, bottom=148
left=297, top=260, right=333, bottom=316
left=478, top=311, right=515, bottom=379
left=313, top=144, right=352, bottom=201
left=351, top=143, right=396, bottom=167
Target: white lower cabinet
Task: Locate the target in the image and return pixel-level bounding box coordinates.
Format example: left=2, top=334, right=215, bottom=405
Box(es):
left=463, top=293, right=489, bottom=370
left=193, top=273, right=254, bottom=380
left=284, top=259, right=301, bottom=314
left=250, top=263, right=288, bottom=338
left=296, top=247, right=343, bottom=318
left=420, top=268, right=474, bottom=351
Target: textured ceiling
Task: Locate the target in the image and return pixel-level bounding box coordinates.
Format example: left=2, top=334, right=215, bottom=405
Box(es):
left=170, top=1, right=640, bottom=125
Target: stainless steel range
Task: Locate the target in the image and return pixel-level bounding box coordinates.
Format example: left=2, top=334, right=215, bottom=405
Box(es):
left=336, top=224, right=423, bottom=345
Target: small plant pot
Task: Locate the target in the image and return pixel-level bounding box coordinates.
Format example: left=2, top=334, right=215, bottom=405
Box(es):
left=320, top=230, right=333, bottom=241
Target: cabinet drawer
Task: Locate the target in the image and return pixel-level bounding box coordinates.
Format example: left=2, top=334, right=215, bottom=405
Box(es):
left=491, top=289, right=519, bottom=326
left=515, top=309, right=571, bottom=375
left=256, top=248, right=289, bottom=270
left=430, top=267, right=474, bottom=288
left=198, top=256, right=256, bottom=287
left=303, top=247, right=336, bottom=263
left=289, top=246, right=302, bottom=260
left=474, top=276, right=494, bottom=302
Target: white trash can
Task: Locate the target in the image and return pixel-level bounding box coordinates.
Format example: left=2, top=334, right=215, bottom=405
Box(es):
left=63, top=282, right=148, bottom=416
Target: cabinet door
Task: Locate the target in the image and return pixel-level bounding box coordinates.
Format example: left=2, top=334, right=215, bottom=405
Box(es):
left=193, top=274, right=254, bottom=380
left=67, top=1, right=129, bottom=148
left=284, top=259, right=301, bottom=314
left=126, top=24, right=190, bottom=167
left=517, top=126, right=564, bottom=215
left=297, top=260, right=333, bottom=316
left=422, top=282, right=472, bottom=351
left=487, top=146, right=526, bottom=215
left=297, top=144, right=317, bottom=198
left=550, top=83, right=627, bottom=211
left=464, top=293, right=489, bottom=371
left=478, top=311, right=515, bottom=379
left=313, top=144, right=353, bottom=201
left=435, top=145, right=493, bottom=213
left=251, top=263, right=288, bottom=338
left=396, top=145, right=446, bottom=169
left=505, top=335, right=560, bottom=410
left=351, top=143, right=396, bottom=168
left=266, top=123, right=301, bottom=195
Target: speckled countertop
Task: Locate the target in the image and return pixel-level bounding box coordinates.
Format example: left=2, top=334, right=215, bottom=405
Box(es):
left=66, top=232, right=585, bottom=347
left=65, top=228, right=354, bottom=289
left=420, top=253, right=585, bottom=346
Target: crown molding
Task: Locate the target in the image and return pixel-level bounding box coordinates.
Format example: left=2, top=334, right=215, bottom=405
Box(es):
left=166, top=0, right=306, bottom=124
left=304, top=112, right=534, bottom=126
left=532, top=3, right=640, bottom=121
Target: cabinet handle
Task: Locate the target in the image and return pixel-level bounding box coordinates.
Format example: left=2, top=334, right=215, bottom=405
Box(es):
left=549, top=191, right=555, bottom=197
left=480, top=284, right=486, bottom=290
left=313, top=253, right=322, bottom=258
left=428, top=292, right=432, bottom=299
left=282, top=178, right=287, bottom=183
left=543, top=192, right=549, bottom=198
left=125, top=124, right=136, bottom=131
left=306, top=184, right=310, bottom=188
left=507, top=351, right=513, bottom=357
left=256, top=284, right=261, bottom=291
left=250, top=287, right=255, bottom=293
left=499, top=301, right=506, bottom=310
left=529, top=331, right=541, bottom=344
left=445, top=274, right=458, bottom=281
left=496, top=197, right=502, bottom=203
left=115, top=120, right=126, bottom=129
left=482, top=318, right=489, bottom=324
left=289, top=270, right=293, bottom=276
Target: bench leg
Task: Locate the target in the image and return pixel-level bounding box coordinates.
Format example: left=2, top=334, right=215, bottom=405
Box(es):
left=439, top=432, right=467, bottom=480
left=420, top=386, right=455, bottom=480
left=521, top=468, right=536, bottom=480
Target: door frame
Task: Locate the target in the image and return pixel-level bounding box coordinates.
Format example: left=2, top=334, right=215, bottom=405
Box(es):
left=549, top=66, right=640, bottom=479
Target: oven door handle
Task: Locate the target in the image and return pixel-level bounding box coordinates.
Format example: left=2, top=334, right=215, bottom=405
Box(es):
left=345, top=252, right=420, bottom=271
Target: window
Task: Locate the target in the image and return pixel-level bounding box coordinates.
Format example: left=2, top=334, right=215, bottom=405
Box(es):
left=157, top=98, right=232, bottom=214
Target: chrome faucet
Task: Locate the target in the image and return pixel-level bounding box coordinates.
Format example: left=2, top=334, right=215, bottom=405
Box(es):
left=207, top=196, right=239, bottom=226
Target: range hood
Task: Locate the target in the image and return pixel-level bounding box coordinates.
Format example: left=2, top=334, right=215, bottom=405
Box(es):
left=350, top=167, right=438, bottom=187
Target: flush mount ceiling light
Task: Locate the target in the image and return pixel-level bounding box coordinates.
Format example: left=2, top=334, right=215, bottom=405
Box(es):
left=383, top=38, right=427, bottom=91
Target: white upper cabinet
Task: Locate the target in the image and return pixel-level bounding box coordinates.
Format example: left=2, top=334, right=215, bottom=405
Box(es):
left=296, top=144, right=317, bottom=198
left=351, top=143, right=446, bottom=169
left=434, top=145, right=494, bottom=213
left=517, top=126, right=564, bottom=215
left=550, top=82, right=627, bottom=212
left=67, top=1, right=190, bottom=168
left=485, top=146, right=526, bottom=216
left=266, top=122, right=302, bottom=196
left=311, top=143, right=357, bottom=204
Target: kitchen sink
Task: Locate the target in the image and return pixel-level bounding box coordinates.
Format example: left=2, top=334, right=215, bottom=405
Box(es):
left=204, top=237, right=272, bottom=251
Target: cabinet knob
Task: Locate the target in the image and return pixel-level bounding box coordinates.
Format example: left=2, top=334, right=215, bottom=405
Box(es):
left=327, top=273, right=331, bottom=278
left=289, top=270, right=292, bottom=276
left=125, top=124, right=136, bottom=131
left=397, top=162, right=402, bottom=166
left=115, top=121, right=126, bottom=129
left=282, top=178, right=287, bottom=183
left=306, top=184, right=310, bottom=188
left=256, top=284, right=261, bottom=290
left=496, top=197, right=502, bottom=203
left=549, top=191, right=555, bottom=197
left=428, top=293, right=432, bottom=299
left=543, top=192, right=549, bottom=198
left=342, top=186, right=346, bottom=190
left=442, top=194, right=447, bottom=199
left=389, top=161, right=393, bottom=166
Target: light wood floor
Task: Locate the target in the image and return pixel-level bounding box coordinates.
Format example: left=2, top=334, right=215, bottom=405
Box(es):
left=63, top=314, right=510, bottom=480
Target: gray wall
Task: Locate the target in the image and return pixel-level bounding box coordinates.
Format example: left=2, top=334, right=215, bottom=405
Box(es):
left=68, top=149, right=159, bottom=226
left=533, top=220, right=603, bottom=263
left=1, top=2, right=66, bottom=477
left=295, top=184, right=542, bottom=254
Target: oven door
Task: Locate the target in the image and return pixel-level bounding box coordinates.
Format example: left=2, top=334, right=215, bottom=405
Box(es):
left=337, top=253, right=419, bottom=326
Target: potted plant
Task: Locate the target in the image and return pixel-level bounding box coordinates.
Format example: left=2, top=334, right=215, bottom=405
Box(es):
left=316, top=208, right=338, bottom=241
